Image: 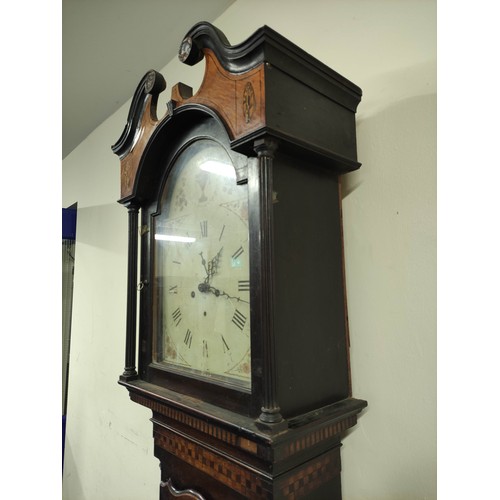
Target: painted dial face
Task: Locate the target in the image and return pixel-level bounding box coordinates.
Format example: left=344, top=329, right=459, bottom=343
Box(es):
left=152, top=139, right=251, bottom=390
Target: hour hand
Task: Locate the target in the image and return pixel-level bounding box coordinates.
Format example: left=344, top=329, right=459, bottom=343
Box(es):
left=206, top=247, right=223, bottom=282
left=199, top=251, right=209, bottom=279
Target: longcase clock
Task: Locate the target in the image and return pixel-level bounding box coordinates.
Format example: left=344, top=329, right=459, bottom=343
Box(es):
left=112, top=22, right=366, bottom=500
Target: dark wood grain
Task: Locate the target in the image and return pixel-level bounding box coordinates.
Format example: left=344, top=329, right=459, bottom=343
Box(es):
left=119, top=203, right=140, bottom=381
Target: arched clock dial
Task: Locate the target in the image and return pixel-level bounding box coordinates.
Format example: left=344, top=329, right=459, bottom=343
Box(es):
left=152, top=139, right=251, bottom=390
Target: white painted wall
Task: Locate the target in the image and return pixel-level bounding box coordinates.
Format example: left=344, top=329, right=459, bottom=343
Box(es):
left=62, top=1, right=436, bottom=498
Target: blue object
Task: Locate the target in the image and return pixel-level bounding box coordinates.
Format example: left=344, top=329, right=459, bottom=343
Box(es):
left=62, top=208, right=77, bottom=240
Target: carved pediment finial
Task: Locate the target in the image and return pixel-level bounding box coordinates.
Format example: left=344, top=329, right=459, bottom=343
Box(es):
left=111, top=70, right=166, bottom=159
left=178, top=22, right=230, bottom=67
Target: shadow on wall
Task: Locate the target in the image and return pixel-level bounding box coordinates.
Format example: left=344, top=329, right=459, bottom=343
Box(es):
left=62, top=437, right=85, bottom=499
left=342, top=91, right=437, bottom=200
left=339, top=91, right=437, bottom=499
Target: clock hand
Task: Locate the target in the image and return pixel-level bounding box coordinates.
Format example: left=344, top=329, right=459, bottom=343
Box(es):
left=197, top=283, right=249, bottom=304
left=205, top=247, right=223, bottom=284
left=219, top=289, right=249, bottom=305
left=199, top=251, right=209, bottom=281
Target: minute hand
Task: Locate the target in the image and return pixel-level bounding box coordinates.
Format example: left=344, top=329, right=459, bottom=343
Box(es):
left=207, top=285, right=249, bottom=304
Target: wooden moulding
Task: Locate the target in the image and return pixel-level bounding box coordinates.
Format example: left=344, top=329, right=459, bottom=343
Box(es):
left=112, top=21, right=363, bottom=201
left=113, top=54, right=265, bottom=201
left=124, top=380, right=366, bottom=482
left=111, top=69, right=167, bottom=200
left=118, top=98, right=159, bottom=200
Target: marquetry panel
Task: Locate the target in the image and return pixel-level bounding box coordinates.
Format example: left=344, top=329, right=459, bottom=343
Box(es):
left=155, top=427, right=269, bottom=499
left=278, top=448, right=341, bottom=499
left=173, top=49, right=266, bottom=142
left=130, top=393, right=258, bottom=455
left=281, top=415, right=357, bottom=458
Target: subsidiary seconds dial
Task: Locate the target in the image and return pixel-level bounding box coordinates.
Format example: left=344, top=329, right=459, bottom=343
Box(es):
left=152, top=139, right=251, bottom=390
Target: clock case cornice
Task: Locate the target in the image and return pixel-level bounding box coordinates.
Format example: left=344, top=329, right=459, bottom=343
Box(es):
left=112, top=21, right=362, bottom=203
left=178, top=21, right=361, bottom=112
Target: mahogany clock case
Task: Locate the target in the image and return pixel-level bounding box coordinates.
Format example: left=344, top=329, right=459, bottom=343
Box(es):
left=112, top=21, right=367, bottom=500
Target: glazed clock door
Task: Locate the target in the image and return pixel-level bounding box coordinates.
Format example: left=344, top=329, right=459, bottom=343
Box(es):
left=151, top=138, right=252, bottom=392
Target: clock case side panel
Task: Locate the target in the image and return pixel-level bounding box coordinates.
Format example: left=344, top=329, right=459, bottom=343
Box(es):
left=271, top=150, right=351, bottom=419
left=131, top=106, right=264, bottom=417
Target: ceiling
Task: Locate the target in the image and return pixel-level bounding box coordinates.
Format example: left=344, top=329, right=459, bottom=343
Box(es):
left=62, top=0, right=234, bottom=159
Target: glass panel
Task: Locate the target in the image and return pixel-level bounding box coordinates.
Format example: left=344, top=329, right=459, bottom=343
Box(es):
left=152, top=139, right=251, bottom=390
